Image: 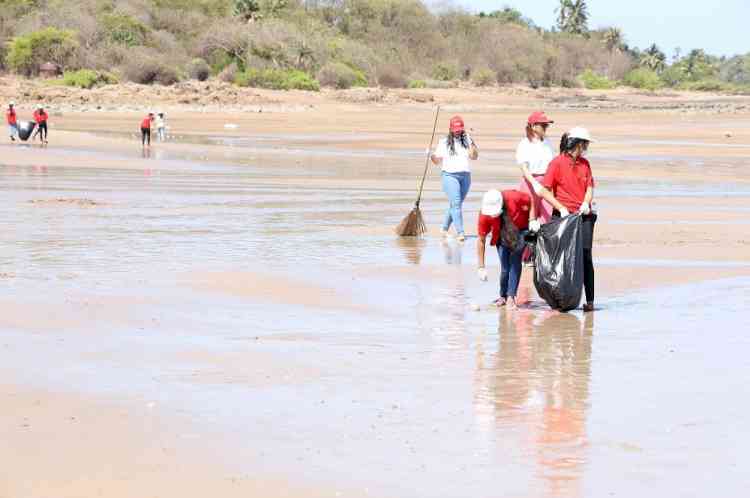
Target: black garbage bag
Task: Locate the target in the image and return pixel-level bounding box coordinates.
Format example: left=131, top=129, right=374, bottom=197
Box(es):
left=533, top=214, right=584, bottom=311
left=17, top=121, right=36, bottom=141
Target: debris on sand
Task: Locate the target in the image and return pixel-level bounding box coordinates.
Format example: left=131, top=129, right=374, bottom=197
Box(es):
left=28, top=198, right=105, bottom=207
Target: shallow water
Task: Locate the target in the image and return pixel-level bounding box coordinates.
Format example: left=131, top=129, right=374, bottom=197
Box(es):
left=2, top=155, right=750, bottom=497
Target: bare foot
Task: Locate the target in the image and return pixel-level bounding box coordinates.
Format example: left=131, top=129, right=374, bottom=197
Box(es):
left=507, top=297, right=518, bottom=309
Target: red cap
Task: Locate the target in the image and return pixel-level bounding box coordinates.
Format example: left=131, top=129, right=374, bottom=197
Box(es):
left=527, top=111, right=553, bottom=125
left=449, top=116, right=465, bottom=133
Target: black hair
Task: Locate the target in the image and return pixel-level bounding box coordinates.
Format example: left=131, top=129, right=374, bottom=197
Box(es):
left=559, top=132, right=589, bottom=155
left=447, top=131, right=471, bottom=155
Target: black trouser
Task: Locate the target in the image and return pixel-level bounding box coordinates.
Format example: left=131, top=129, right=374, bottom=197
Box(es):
left=33, top=122, right=47, bottom=141
left=553, top=211, right=597, bottom=303
left=141, top=127, right=150, bottom=145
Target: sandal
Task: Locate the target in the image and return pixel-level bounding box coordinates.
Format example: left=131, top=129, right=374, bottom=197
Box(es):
left=493, top=297, right=507, bottom=307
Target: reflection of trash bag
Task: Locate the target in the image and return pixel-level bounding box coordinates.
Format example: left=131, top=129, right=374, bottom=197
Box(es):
left=533, top=214, right=584, bottom=311
left=17, top=121, right=36, bottom=141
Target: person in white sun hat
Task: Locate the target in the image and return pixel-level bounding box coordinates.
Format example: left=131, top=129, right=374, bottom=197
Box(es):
left=530, top=126, right=597, bottom=312
left=476, top=188, right=539, bottom=308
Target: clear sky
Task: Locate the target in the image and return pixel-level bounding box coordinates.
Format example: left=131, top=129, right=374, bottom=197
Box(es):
left=445, top=0, right=748, bottom=58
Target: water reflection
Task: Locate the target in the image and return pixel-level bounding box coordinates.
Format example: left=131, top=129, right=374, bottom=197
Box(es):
left=475, top=310, right=594, bottom=498
left=395, top=237, right=426, bottom=265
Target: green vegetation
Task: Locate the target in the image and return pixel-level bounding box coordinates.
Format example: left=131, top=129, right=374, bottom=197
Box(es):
left=0, top=0, right=745, bottom=93
left=235, top=68, right=319, bottom=91
left=58, top=69, right=117, bottom=88
left=622, top=68, right=662, bottom=91
left=6, top=27, right=78, bottom=76
left=317, top=62, right=367, bottom=89
left=101, top=12, right=149, bottom=47
left=578, top=69, right=616, bottom=89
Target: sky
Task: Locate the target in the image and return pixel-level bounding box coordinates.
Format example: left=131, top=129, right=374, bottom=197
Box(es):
left=444, top=0, right=748, bottom=58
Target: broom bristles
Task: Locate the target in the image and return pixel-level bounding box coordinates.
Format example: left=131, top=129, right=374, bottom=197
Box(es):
left=395, top=206, right=426, bottom=237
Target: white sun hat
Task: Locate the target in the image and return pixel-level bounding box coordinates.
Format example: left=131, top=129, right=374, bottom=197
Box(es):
left=9, top=101, right=15, bottom=106
left=568, top=126, right=593, bottom=142
left=481, top=189, right=503, bottom=217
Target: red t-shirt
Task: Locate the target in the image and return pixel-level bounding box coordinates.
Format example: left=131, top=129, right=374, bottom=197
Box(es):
left=6, top=108, right=17, bottom=125
left=541, top=154, right=594, bottom=212
left=34, top=110, right=48, bottom=123
left=141, top=116, right=152, bottom=129
left=477, top=190, right=532, bottom=246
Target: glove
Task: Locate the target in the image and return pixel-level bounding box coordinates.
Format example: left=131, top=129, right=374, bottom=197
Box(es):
left=529, top=219, right=541, bottom=233
left=579, top=202, right=591, bottom=215
left=559, top=207, right=570, bottom=218
left=530, top=178, right=544, bottom=195
left=477, top=267, right=488, bottom=281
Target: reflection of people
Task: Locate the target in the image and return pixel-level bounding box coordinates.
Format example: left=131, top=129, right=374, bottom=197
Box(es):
left=140, top=111, right=154, bottom=147
left=430, top=115, right=478, bottom=242
left=476, top=189, right=539, bottom=308
left=6, top=101, right=18, bottom=143
left=531, top=127, right=597, bottom=312
left=32, top=104, right=49, bottom=144
left=473, top=310, right=594, bottom=498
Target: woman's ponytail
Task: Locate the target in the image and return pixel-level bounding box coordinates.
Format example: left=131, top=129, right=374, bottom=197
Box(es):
left=559, top=133, right=570, bottom=153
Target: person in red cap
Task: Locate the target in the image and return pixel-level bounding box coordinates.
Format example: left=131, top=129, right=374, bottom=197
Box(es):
left=534, top=127, right=597, bottom=312
left=430, top=115, right=478, bottom=242
left=32, top=104, right=49, bottom=144
left=516, top=111, right=556, bottom=265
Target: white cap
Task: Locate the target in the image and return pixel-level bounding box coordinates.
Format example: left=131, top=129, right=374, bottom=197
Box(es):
left=481, top=189, right=503, bottom=217
left=568, top=126, right=593, bottom=142
left=36, top=104, right=44, bottom=109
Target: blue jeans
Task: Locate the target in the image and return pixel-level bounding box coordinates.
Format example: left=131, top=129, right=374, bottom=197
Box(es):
left=497, top=234, right=526, bottom=298
left=8, top=124, right=18, bottom=138
left=441, top=171, right=471, bottom=235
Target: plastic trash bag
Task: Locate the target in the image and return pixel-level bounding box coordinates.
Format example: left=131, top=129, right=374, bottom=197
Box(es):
left=17, top=121, right=36, bottom=141
left=533, top=214, right=584, bottom=311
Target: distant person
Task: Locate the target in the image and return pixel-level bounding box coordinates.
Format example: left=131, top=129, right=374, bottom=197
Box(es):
left=155, top=111, right=166, bottom=142
left=140, top=111, right=154, bottom=147
left=531, top=127, right=597, bottom=312
left=476, top=189, right=540, bottom=308
left=6, top=101, right=18, bottom=143
left=32, top=104, right=49, bottom=144
left=431, top=115, right=478, bottom=242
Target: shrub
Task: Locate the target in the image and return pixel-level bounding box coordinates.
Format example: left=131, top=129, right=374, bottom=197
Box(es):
left=122, top=57, right=181, bottom=85
left=376, top=64, right=407, bottom=88
left=432, top=63, right=458, bottom=81
left=187, top=58, right=211, bottom=81
left=472, top=67, right=495, bottom=87
left=235, top=68, right=319, bottom=91
left=60, top=69, right=117, bottom=89
left=622, top=68, right=663, bottom=91
left=578, top=69, right=617, bottom=89
left=7, top=27, right=79, bottom=76
left=317, top=62, right=367, bottom=89
left=218, top=62, right=239, bottom=82
left=408, top=79, right=426, bottom=89
left=101, top=12, right=148, bottom=46
left=679, top=79, right=733, bottom=92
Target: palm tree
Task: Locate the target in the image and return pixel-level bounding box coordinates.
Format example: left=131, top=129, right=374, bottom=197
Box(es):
left=640, top=43, right=666, bottom=72
left=556, top=0, right=589, bottom=35
left=602, top=27, right=624, bottom=52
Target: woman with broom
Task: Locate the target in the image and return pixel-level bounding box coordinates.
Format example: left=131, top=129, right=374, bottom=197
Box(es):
left=430, top=116, right=478, bottom=242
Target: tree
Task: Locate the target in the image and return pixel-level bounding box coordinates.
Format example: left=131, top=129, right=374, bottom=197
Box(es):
left=556, top=0, right=589, bottom=35
left=602, top=27, right=624, bottom=52
left=479, top=6, right=536, bottom=29
left=639, top=43, right=666, bottom=72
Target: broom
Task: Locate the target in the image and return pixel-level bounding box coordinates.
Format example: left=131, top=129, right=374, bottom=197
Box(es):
left=395, top=105, right=440, bottom=237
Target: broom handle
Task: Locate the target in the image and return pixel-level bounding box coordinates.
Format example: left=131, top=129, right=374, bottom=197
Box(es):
left=415, top=105, right=440, bottom=207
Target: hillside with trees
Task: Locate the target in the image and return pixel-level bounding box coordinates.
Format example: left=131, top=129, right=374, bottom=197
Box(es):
left=1, top=0, right=748, bottom=93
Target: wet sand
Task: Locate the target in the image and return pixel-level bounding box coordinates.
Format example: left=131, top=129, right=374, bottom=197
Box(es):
left=2, top=92, right=750, bottom=497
